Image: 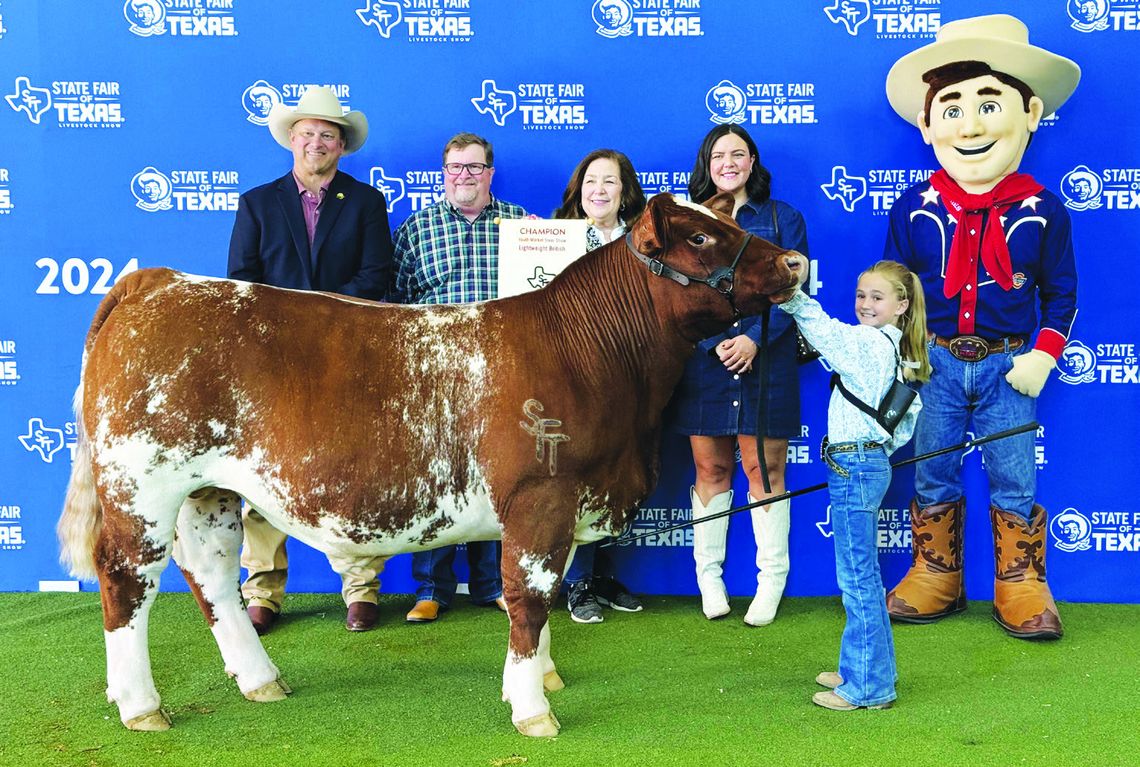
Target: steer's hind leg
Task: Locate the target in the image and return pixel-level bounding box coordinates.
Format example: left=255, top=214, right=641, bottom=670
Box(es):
left=173, top=489, right=288, bottom=703
left=97, top=492, right=182, bottom=731
left=499, top=531, right=572, bottom=737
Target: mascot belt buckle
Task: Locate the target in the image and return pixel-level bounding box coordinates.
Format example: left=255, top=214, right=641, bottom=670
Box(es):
left=948, top=335, right=989, bottom=362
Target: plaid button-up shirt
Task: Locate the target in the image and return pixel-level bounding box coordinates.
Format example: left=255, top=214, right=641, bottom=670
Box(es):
left=390, top=196, right=527, bottom=305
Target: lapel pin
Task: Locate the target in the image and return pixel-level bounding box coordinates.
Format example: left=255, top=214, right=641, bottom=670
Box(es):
left=336, top=192, right=345, bottom=200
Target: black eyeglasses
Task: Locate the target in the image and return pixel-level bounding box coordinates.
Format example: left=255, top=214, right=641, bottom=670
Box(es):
left=443, top=162, right=491, bottom=176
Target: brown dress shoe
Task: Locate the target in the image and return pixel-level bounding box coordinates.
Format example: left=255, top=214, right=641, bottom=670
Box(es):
left=886, top=498, right=967, bottom=623
left=991, top=504, right=1063, bottom=640
left=406, top=599, right=441, bottom=623
left=346, top=601, right=379, bottom=632
left=248, top=605, right=278, bottom=636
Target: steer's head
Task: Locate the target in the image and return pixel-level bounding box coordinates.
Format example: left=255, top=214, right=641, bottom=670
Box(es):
left=628, top=192, right=803, bottom=342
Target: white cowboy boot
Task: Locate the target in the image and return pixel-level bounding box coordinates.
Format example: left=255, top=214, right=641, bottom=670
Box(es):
left=744, top=496, right=790, bottom=627
left=691, top=487, right=732, bottom=619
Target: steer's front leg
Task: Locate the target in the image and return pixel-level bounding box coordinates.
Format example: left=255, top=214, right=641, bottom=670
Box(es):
left=500, top=535, right=570, bottom=737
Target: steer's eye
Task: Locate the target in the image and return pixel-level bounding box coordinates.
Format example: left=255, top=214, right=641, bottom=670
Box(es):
left=689, top=234, right=708, bottom=246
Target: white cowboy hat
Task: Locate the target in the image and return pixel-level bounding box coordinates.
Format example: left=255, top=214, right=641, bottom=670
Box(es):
left=268, top=85, right=369, bottom=154
left=886, top=14, right=1080, bottom=125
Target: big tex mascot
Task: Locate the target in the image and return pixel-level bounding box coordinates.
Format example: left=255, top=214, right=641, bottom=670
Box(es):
left=882, top=15, right=1079, bottom=639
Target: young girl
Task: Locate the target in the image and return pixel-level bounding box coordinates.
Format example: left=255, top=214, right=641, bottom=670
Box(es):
left=778, top=258, right=931, bottom=711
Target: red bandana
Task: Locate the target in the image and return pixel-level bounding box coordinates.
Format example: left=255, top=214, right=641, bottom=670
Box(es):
left=929, top=169, right=1043, bottom=300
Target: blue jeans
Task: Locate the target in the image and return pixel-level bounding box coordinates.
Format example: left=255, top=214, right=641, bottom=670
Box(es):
left=564, top=542, right=596, bottom=586
left=411, top=542, right=502, bottom=607
left=915, top=343, right=1037, bottom=519
left=825, top=443, right=896, bottom=707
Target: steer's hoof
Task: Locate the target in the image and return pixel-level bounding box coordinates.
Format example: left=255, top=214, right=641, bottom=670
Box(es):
left=542, top=670, right=565, bottom=692
left=125, top=708, right=172, bottom=731
left=514, top=711, right=561, bottom=737
left=244, top=677, right=292, bottom=702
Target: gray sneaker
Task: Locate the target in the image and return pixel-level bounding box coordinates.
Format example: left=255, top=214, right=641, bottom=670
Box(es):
left=567, top=581, right=603, bottom=624
left=592, top=576, right=643, bottom=612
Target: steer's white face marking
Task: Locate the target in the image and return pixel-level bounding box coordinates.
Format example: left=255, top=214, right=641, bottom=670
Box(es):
left=674, top=197, right=717, bottom=219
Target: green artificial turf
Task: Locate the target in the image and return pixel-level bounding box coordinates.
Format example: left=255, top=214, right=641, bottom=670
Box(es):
left=2, top=593, right=1138, bottom=766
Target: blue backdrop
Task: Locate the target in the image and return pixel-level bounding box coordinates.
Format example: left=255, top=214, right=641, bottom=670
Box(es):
left=1, top=0, right=1136, bottom=603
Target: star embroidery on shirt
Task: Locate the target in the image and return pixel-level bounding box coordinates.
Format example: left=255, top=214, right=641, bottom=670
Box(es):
left=999, top=215, right=1008, bottom=228
left=920, top=185, right=941, bottom=207
left=1019, top=195, right=1042, bottom=212
left=947, top=213, right=957, bottom=227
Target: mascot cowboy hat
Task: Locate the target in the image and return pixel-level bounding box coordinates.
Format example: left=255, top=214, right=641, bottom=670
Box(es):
left=885, top=14, right=1081, bottom=125
left=268, top=86, right=369, bottom=154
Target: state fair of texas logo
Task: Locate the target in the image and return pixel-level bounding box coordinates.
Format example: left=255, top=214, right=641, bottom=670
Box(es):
left=824, top=0, right=870, bottom=35
left=5, top=76, right=52, bottom=124
left=131, top=167, right=173, bottom=212
left=471, top=79, right=517, bottom=126
left=592, top=0, right=633, bottom=37
left=18, top=418, right=75, bottom=464
left=1050, top=508, right=1092, bottom=551
left=820, top=166, right=867, bottom=212
left=1068, top=0, right=1110, bottom=32
left=706, top=80, right=746, bottom=125
left=1061, top=164, right=1103, bottom=211
left=369, top=167, right=406, bottom=213
left=357, top=0, right=403, bottom=37
left=124, top=0, right=166, bottom=36
left=1057, top=340, right=1098, bottom=384
left=241, top=80, right=283, bottom=126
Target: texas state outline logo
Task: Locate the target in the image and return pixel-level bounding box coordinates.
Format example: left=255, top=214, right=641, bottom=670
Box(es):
left=471, top=79, right=517, bottom=127
left=357, top=0, right=403, bottom=38
left=823, top=0, right=870, bottom=35
left=820, top=166, right=867, bottom=213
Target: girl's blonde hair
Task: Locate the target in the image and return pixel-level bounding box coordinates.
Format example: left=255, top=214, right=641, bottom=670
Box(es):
left=863, top=260, right=932, bottom=383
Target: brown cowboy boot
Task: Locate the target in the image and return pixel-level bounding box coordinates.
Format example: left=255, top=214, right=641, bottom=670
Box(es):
left=886, top=498, right=967, bottom=623
left=991, top=505, right=1063, bottom=640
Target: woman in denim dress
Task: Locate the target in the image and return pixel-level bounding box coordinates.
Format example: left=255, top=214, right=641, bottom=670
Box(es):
left=779, top=259, right=931, bottom=710
left=671, top=124, right=810, bottom=626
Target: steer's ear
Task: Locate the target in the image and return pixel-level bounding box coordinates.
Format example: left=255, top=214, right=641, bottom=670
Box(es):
left=702, top=192, right=735, bottom=217
left=631, top=193, right=672, bottom=256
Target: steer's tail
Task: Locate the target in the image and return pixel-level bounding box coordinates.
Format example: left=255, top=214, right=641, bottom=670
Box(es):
left=58, top=376, right=100, bottom=580
left=57, top=273, right=148, bottom=581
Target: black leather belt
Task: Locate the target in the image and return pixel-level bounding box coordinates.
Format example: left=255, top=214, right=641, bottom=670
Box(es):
left=933, top=334, right=1024, bottom=362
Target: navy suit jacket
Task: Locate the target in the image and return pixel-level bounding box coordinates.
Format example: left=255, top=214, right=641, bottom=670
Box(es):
left=228, top=170, right=392, bottom=299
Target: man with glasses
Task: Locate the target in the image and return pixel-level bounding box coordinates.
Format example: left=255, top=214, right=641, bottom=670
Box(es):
left=227, top=86, right=393, bottom=635
left=390, top=132, right=526, bottom=623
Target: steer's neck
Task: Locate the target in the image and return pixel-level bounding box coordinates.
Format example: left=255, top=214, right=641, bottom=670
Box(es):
left=529, top=241, right=696, bottom=405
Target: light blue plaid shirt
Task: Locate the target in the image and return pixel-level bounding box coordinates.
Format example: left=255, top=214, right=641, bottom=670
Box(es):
left=389, top=196, right=527, bottom=305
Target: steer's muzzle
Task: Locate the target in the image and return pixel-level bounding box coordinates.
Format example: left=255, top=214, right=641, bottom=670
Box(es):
left=768, top=252, right=807, bottom=305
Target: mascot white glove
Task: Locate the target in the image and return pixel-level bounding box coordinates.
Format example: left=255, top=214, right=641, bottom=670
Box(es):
left=1005, top=349, right=1056, bottom=398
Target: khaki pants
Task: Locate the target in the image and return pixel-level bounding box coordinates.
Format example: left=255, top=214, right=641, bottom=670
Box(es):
left=240, top=506, right=386, bottom=611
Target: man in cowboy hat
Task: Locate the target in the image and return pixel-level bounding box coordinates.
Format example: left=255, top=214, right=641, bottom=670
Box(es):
left=228, top=85, right=393, bottom=634
left=882, top=15, right=1080, bottom=640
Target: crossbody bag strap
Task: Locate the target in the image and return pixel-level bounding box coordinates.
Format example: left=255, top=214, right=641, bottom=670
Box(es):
left=828, top=331, right=902, bottom=430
